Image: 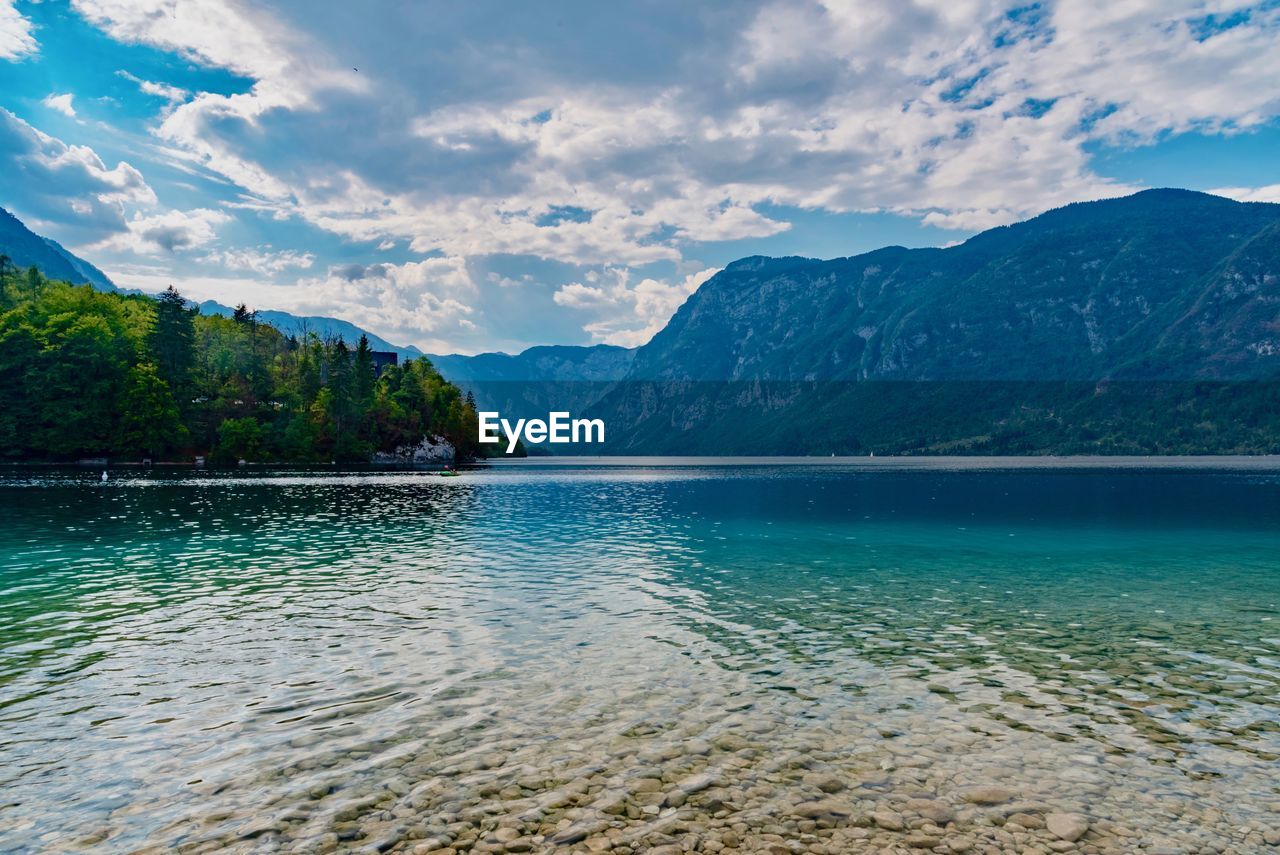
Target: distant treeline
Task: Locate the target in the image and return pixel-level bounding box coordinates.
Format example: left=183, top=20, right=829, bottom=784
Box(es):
left=0, top=263, right=488, bottom=464
left=575, top=379, right=1280, bottom=455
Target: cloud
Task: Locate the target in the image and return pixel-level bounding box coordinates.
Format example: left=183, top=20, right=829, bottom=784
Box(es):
left=288, top=257, right=478, bottom=347
left=74, top=0, right=1280, bottom=272
left=555, top=266, right=720, bottom=347
left=201, top=247, right=315, bottom=274
left=49, top=0, right=1280, bottom=351
left=110, top=256, right=482, bottom=351
left=95, top=207, right=229, bottom=253
left=42, top=93, right=76, bottom=117
left=487, top=271, right=531, bottom=289
left=116, top=70, right=188, bottom=106
left=1211, top=183, right=1280, bottom=204
left=72, top=0, right=364, bottom=203
left=0, top=0, right=36, bottom=60
left=72, top=0, right=292, bottom=80
left=0, top=108, right=154, bottom=242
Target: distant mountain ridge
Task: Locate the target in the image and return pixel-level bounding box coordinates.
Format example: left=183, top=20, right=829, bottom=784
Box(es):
left=577, top=189, right=1280, bottom=453
left=40, top=236, right=117, bottom=291
left=426, top=345, right=635, bottom=440
left=431, top=190, right=1280, bottom=390
left=0, top=208, right=116, bottom=290
left=195, top=301, right=424, bottom=359
left=625, top=189, right=1280, bottom=383
left=0, top=205, right=423, bottom=360
left=426, top=344, right=635, bottom=383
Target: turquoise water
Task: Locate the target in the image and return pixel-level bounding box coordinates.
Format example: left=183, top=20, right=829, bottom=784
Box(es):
left=1, top=460, right=1279, bottom=854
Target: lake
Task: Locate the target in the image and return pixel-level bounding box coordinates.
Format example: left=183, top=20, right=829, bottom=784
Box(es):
left=1, top=459, right=1278, bottom=854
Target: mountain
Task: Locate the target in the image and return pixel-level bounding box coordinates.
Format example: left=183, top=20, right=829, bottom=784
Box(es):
left=196, top=301, right=424, bottom=360
left=425, top=345, right=635, bottom=442
left=39, top=237, right=117, bottom=292
left=0, top=207, right=117, bottom=290
left=426, top=344, right=635, bottom=383
left=0, top=205, right=424, bottom=361
left=627, top=190, right=1280, bottom=382
left=578, top=190, right=1280, bottom=454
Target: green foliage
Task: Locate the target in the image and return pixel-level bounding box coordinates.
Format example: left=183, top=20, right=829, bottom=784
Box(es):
left=0, top=267, right=480, bottom=464
left=119, top=363, right=187, bottom=457
left=149, top=286, right=196, bottom=397
left=211, top=416, right=264, bottom=466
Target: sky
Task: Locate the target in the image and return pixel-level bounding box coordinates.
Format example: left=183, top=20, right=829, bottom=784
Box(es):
left=1, top=0, right=1278, bottom=355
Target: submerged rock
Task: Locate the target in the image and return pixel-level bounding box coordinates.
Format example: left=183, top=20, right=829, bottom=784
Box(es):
left=1046, top=812, right=1090, bottom=842
left=795, top=799, right=857, bottom=820
left=961, top=786, right=1014, bottom=805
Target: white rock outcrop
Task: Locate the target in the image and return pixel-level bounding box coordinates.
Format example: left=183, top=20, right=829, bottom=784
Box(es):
left=370, top=435, right=455, bottom=464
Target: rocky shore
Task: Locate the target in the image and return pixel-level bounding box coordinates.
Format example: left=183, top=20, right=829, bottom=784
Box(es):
left=117, top=665, right=1279, bottom=855
left=370, top=435, right=457, bottom=465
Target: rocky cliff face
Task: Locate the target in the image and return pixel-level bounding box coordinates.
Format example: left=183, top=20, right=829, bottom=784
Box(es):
left=626, top=190, right=1280, bottom=383
left=581, top=190, right=1280, bottom=454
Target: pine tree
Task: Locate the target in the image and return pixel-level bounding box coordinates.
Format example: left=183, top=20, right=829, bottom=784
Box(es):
left=326, top=340, right=356, bottom=456
left=148, top=286, right=196, bottom=397
left=354, top=334, right=375, bottom=409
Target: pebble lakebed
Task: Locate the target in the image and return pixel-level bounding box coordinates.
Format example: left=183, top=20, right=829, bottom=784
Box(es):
left=0, top=465, right=1277, bottom=854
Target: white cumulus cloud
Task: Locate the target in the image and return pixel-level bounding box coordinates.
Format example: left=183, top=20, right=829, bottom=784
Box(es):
left=0, top=0, right=36, bottom=60
left=42, top=93, right=76, bottom=117
left=555, top=266, right=721, bottom=347
left=116, top=70, right=189, bottom=106
left=52, top=0, right=1280, bottom=350
left=1211, top=183, right=1280, bottom=204
left=80, top=0, right=1280, bottom=269
left=95, top=208, right=230, bottom=254
left=0, top=108, right=154, bottom=242
left=201, top=247, right=315, bottom=274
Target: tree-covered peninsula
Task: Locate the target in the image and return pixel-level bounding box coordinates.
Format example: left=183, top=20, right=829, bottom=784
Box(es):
left=0, top=264, right=486, bottom=465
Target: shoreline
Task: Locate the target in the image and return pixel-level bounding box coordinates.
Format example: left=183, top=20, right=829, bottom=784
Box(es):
left=489, top=454, right=1280, bottom=470
left=6, top=453, right=1280, bottom=471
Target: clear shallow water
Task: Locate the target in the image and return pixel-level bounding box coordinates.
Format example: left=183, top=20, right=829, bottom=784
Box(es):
left=1, top=460, right=1279, bottom=854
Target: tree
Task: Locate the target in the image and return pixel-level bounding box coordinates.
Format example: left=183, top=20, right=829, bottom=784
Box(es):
left=297, top=334, right=323, bottom=405
left=149, top=285, right=196, bottom=396
left=212, top=416, right=264, bottom=464
left=119, top=363, right=187, bottom=458
left=0, top=273, right=484, bottom=463
left=0, top=323, right=39, bottom=456
left=354, top=334, right=375, bottom=409
left=0, top=254, right=13, bottom=310
left=30, top=287, right=135, bottom=457
left=325, top=340, right=366, bottom=460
